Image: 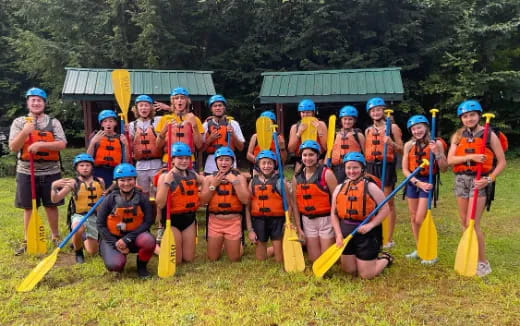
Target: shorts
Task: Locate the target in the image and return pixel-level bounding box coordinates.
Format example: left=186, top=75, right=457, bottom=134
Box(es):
left=405, top=175, right=431, bottom=199
left=332, top=164, right=346, bottom=184
left=71, top=213, right=99, bottom=240
left=136, top=168, right=160, bottom=194
left=366, top=161, right=397, bottom=188
left=302, top=215, right=335, bottom=239
left=251, top=216, right=284, bottom=242
left=208, top=214, right=242, bottom=240
left=94, top=166, right=114, bottom=188
left=340, top=220, right=381, bottom=260
left=15, top=172, right=64, bottom=209
left=454, top=174, right=488, bottom=198
left=161, top=211, right=196, bottom=232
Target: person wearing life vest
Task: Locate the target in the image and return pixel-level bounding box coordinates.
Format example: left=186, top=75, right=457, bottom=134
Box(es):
left=245, top=150, right=288, bottom=262
left=87, top=110, right=129, bottom=186
left=200, top=147, right=249, bottom=261
left=447, top=100, right=506, bottom=277
left=364, top=97, right=403, bottom=249
left=202, top=95, right=245, bottom=175
left=97, top=163, right=155, bottom=278
left=50, top=153, right=105, bottom=263
left=9, top=87, right=67, bottom=254
left=155, top=87, right=204, bottom=166
left=402, top=115, right=448, bottom=264
left=330, top=152, right=393, bottom=279
left=291, top=140, right=337, bottom=262
left=128, top=95, right=163, bottom=195
left=331, top=105, right=365, bottom=183
left=155, top=142, right=204, bottom=263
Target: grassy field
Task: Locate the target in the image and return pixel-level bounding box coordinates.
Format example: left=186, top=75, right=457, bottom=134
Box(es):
left=1, top=158, right=519, bottom=325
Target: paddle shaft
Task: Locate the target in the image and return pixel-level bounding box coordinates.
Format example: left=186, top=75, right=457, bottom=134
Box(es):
left=166, top=123, right=172, bottom=222
left=28, top=133, right=36, bottom=200
left=272, top=129, right=289, bottom=212
left=120, top=116, right=127, bottom=163
left=426, top=110, right=438, bottom=210
left=380, top=110, right=393, bottom=191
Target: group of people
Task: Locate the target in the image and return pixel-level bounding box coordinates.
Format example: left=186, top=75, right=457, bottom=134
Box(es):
left=9, top=86, right=506, bottom=279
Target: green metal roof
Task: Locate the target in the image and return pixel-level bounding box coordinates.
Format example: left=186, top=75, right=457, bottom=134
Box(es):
left=62, top=67, right=216, bottom=101
left=259, top=68, right=404, bottom=104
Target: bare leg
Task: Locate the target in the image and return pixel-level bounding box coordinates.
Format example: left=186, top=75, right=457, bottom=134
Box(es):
left=255, top=242, right=268, bottom=261
left=468, top=196, right=488, bottom=262
left=84, top=238, right=99, bottom=255
left=271, top=240, right=283, bottom=263
left=207, top=236, right=225, bottom=261
left=71, top=222, right=85, bottom=250
left=172, top=226, right=183, bottom=264
left=223, top=238, right=242, bottom=262
left=340, top=255, right=357, bottom=275
left=407, top=198, right=420, bottom=242
left=181, top=222, right=197, bottom=263
left=384, top=186, right=396, bottom=243
left=357, top=258, right=389, bottom=279
left=44, top=206, right=60, bottom=239
left=305, top=237, right=321, bottom=262
left=23, top=209, right=31, bottom=240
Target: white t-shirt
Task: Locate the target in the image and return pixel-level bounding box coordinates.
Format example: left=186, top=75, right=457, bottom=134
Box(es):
left=202, top=119, right=245, bottom=174
left=128, top=117, right=163, bottom=171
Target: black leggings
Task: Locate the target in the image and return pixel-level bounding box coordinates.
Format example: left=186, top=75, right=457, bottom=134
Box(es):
left=100, top=232, right=155, bottom=272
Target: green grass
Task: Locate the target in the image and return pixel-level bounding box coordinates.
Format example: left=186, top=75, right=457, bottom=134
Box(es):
left=1, top=159, right=519, bottom=325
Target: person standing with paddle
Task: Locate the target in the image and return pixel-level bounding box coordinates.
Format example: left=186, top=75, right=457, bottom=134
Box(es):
left=447, top=100, right=506, bottom=277
left=246, top=111, right=287, bottom=167
left=9, top=87, right=67, bottom=254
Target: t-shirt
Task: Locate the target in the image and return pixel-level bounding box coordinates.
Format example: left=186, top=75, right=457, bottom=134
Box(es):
left=202, top=119, right=245, bottom=174
left=155, top=113, right=204, bottom=135
left=128, top=117, right=162, bottom=171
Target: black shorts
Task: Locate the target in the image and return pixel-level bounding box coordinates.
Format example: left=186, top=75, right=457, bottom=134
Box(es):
left=340, top=220, right=381, bottom=260
left=15, top=172, right=64, bottom=209
left=252, top=216, right=284, bottom=242
left=161, top=210, right=196, bottom=232
left=366, top=161, right=397, bottom=188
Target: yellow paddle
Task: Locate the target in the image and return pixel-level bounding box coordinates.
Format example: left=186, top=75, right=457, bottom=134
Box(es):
left=417, top=108, right=439, bottom=260
left=454, top=113, right=495, bottom=276
left=158, top=123, right=176, bottom=278
left=301, top=116, right=317, bottom=141
left=313, top=159, right=429, bottom=278
left=111, top=69, right=132, bottom=163
left=325, top=115, right=337, bottom=167
left=256, top=116, right=273, bottom=150
left=381, top=109, right=394, bottom=246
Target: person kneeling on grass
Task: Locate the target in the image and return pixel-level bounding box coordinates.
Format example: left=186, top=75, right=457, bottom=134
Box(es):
left=330, top=152, right=393, bottom=279
left=200, top=147, right=249, bottom=262
left=51, top=153, right=105, bottom=263
left=96, top=163, right=155, bottom=278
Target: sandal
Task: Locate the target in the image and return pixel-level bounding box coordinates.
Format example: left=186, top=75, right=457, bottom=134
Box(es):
left=378, top=251, right=394, bottom=268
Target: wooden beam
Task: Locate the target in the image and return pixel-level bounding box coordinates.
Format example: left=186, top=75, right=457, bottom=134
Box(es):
left=81, top=101, right=93, bottom=147
left=276, top=103, right=284, bottom=137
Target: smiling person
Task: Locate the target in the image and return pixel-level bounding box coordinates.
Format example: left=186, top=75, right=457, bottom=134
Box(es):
left=9, top=87, right=67, bottom=254
left=447, top=100, right=506, bottom=277
left=246, top=111, right=287, bottom=171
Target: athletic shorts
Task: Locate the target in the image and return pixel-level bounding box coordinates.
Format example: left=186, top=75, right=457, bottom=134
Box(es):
left=340, top=220, right=381, bottom=260
left=161, top=211, right=196, bottom=232
left=136, top=168, right=160, bottom=194
left=71, top=213, right=99, bottom=240
left=251, top=216, right=284, bottom=242
left=366, top=161, right=397, bottom=188
left=405, top=176, right=431, bottom=199
left=302, top=215, right=335, bottom=239
left=454, top=174, right=488, bottom=198
left=208, top=214, right=242, bottom=241
left=15, top=172, right=64, bottom=209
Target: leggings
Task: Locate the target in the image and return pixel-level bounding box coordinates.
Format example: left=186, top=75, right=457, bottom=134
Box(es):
left=100, top=232, right=155, bottom=272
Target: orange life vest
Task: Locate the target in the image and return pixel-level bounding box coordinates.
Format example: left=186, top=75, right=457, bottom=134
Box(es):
left=205, top=117, right=235, bottom=154
left=295, top=165, right=331, bottom=218
left=453, top=129, right=494, bottom=175
left=250, top=174, right=284, bottom=217
left=73, top=177, right=104, bottom=214
left=407, top=141, right=438, bottom=176
left=20, top=118, right=59, bottom=161
left=335, top=177, right=378, bottom=221
left=331, top=129, right=362, bottom=165
left=365, top=126, right=394, bottom=163
left=107, top=191, right=145, bottom=237
left=94, top=135, right=123, bottom=167
left=132, top=124, right=162, bottom=160
left=167, top=170, right=200, bottom=214
left=208, top=170, right=243, bottom=214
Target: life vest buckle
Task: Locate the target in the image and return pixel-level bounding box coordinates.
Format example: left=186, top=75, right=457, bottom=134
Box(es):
left=140, top=140, right=150, bottom=145
left=301, top=185, right=310, bottom=190
left=175, top=132, right=185, bottom=137
left=103, top=156, right=114, bottom=161
left=186, top=203, right=195, bottom=208
left=341, top=144, right=350, bottom=149
left=465, top=148, right=476, bottom=153
left=218, top=203, right=231, bottom=208
left=303, top=194, right=312, bottom=200
left=260, top=207, right=271, bottom=212
left=186, top=190, right=195, bottom=195
left=105, top=145, right=115, bottom=151
left=122, top=218, right=134, bottom=223
left=372, top=140, right=380, bottom=145
left=142, top=150, right=152, bottom=154
left=217, top=189, right=230, bottom=195
left=36, top=151, right=49, bottom=156
left=348, top=209, right=358, bottom=215
left=259, top=185, right=267, bottom=190
left=38, top=131, right=48, bottom=137
left=372, top=151, right=382, bottom=156
left=259, top=195, right=268, bottom=200
left=348, top=196, right=357, bottom=201
left=186, top=180, right=194, bottom=185
left=304, top=206, right=316, bottom=211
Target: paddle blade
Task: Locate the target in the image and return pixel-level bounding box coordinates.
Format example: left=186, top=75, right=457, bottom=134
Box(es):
left=26, top=200, right=46, bottom=255
left=157, top=220, right=176, bottom=278
left=417, top=209, right=438, bottom=260
left=111, top=69, right=131, bottom=123
left=282, top=219, right=305, bottom=273
left=454, top=220, right=478, bottom=276
left=256, top=117, right=273, bottom=150
left=325, top=115, right=336, bottom=160
left=17, top=248, right=60, bottom=292
left=301, top=117, right=317, bottom=141
left=313, top=235, right=352, bottom=278
left=381, top=216, right=390, bottom=246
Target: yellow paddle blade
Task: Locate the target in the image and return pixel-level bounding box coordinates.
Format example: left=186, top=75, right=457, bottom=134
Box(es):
left=17, top=248, right=60, bottom=292
left=325, top=115, right=336, bottom=160
left=381, top=216, right=390, bottom=246
left=282, top=222, right=305, bottom=273
left=157, top=219, right=176, bottom=278
left=256, top=116, right=273, bottom=150
left=417, top=209, right=438, bottom=260
left=301, top=117, right=317, bottom=141
left=26, top=200, right=46, bottom=255
left=111, top=69, right=131, bottom=123
left=312, top=234, right=352, bottom=278
left=454, top=220, right=478, bottom=276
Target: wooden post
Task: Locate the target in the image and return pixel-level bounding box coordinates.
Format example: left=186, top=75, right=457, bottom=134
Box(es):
left=81, top=101, right=93, bottom=147
left=276, top=103, right=284, bottom=137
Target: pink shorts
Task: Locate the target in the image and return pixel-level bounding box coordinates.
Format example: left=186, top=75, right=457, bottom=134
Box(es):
left=208, top=215, right=242, bottom=241
left=302, top=215, right=335, bottom=239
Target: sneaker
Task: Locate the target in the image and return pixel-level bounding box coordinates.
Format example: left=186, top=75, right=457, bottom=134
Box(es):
left=476, top=261, right=492, bottom=277
left=405, top=250, right=419, bottom=259
left=75, top=250, right=85, bottom=264
left=14, top=241, right=27, bottom=256
left=382, top=241, right=395, bottom=249
left=421, top=258, right=439, bottom=265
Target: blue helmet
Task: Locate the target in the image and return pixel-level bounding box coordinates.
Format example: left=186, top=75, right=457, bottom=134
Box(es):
left=170, top=87, right=189, bottom=97
left=215, top=146, right=235, bottom=161
left=299, top=140, right=321, bottom=153
left=339, top=105, right=358, bottom=118
left=171, top=142, right=192, bottom=157
left=73, top=153, right=94, bottom=168
left=407, top=115, right=430, bottom=130
left=366, top=97, right=386, bottom=112
left=255, top=150, right=277, bottom=163
left=113, top=163, right=137, bottom=179
left=298, top=99, right=316, bottom=112
left=208, top=95, right=227, bottom=107
left=25, top=87, right=47, bottom=101
left=457, top=100, right=482, bottom=117
left=135, top=94, right=153, bottom=104
left=260, top=111, right=276, bottom=122
left=98, top=110, right=118, bottom=123
left=343, top=152, right=366, bottom=167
